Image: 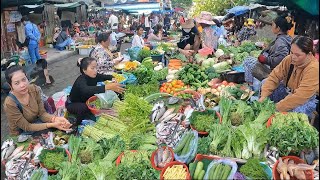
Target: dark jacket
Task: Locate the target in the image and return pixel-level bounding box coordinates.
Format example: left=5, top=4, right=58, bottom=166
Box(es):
left=265, top=34, right=292, bottom=69
left=69, top=74, right=113, bottom=103
left=56, top=30, right=69, bottom=45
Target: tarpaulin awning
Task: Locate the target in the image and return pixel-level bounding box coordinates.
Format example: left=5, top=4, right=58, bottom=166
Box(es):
left=21, top=4, right=44, bottom=8
left=104, top=2, right=160, bottom=11
left=54, top=2, right=81, bottom=9
left=227, top=6, right=250, bottom=16
left=1, top=0, right=43, bottom=8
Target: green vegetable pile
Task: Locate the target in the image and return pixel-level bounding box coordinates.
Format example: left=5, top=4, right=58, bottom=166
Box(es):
left=39, top=148, right=68, bottom=170
left=189, top=110, right=220, bottom=132
left=268, top=112, right=319, bottom=156
left=126, top=82, right=160, bottom=98
left=171, top=52, right=188, bottom=62
left=239, top=158, right=269, bottom=179
left=197, top=136, right=212, bottom=155
left=131, top=61, right=167, bottom=85
left=207, top=162, right=233, bottom=180
left=177, top=64, right=218, bottom=89
left=219, top=41, right=259, bottom=64
left=137, top=48, right=151, bottom=61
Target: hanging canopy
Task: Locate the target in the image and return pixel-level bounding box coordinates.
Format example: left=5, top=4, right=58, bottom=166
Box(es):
left=227, top=6, right=250, bottom=16
left=54, top=2, right=81, bottom=9
left=104, top=2, right=160, bottom=13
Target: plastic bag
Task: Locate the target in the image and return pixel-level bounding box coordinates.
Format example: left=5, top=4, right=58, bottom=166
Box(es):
left=29, top=168, right=48, bottom=180
left=121, top=72, right=137, bottom=84
left=174, top=130, right=198, bottom=164
left=204, top=158, right=238, bottom=180
left=128, top=47, right=142, bottom=61
left=95, top=90, right=120, bottom=109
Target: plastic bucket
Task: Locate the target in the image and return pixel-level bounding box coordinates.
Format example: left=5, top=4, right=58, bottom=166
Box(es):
left=52, top=91, right=66, bottom=108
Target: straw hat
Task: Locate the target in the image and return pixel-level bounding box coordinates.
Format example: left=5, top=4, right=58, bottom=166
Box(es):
left=195, top=11, right=215, bottom=25
left=181, top=19, right=195, bottom=29
left=74, top=22, right=80, bottom=27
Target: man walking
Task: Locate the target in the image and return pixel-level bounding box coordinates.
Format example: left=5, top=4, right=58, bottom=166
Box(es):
left=21, top=16, right=41, bottom=64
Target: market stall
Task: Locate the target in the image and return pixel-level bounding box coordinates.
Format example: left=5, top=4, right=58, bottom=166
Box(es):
left=1, top=35, right=319, bottom=180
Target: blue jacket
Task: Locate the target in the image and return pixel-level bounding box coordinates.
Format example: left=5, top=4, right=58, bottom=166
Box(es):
left=24, top=21, right=41, bottom=45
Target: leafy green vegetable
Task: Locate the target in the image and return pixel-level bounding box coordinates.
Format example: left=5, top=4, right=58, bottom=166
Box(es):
left=189, top=110, right=220, bottom=132
left=238, top=123, right=268, bottom=158
left=99, top=135, right=126, bottom=162
left=230, top=100, right=254, bottom=126
left=197, top=136, right=212, bottom=155
left=68, top=135, right=82, bottom=164
left=116, top=160, right=159, bottom=180
left=209, top=124, right=229, bottom=154
left=252, top=98, right=276, bottom=125
left=219, top=97, right=233, bottom=126
left=39, top=148, right=68, bottom=170
left=57, top=161, right=81, bottom=180
left=88, top=161, right=116, bottom=180
left=171, top=52, right=188, bottom=62
left=79, top=137, right=103, bottom=164
left=126, top=82, right=160, bottom=98
left=129, top=133, right=157, bottom=150
left=268, top=112, right=319, bottom=156
left=138, top=49, right=151, bottom=61
left=219, top=128, right=234, bottom=157
left=234, top=52, right=249, bottom=64
left=240, top=158, right=269, bottom=179
left=231, top=129, right=245, bottom=159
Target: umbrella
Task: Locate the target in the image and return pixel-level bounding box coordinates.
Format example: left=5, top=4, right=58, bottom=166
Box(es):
left=174, top=7, right=184, bottom=12
left=227, top=6, right=250, bottom=16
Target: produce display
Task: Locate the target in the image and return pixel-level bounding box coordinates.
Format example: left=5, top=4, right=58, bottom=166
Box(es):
left=2, top=32, right=319, bottom=180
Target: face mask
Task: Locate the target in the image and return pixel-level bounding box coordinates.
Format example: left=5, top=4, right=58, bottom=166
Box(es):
left=183, top=28, right=191, bottom=33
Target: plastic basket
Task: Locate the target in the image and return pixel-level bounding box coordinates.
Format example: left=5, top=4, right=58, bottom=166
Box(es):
left=40, top=148, right=71, bottom=174
left=86, top=96, right=115, bottom=115
left=190, top=111, right=222, bottom=135
left=160, top=161, right=191, bottom=180
left=151, top=54, right=163, bottom=62
left=151, top=147, right=175, bottom=171
left=272, top=156, right=314, bottom=180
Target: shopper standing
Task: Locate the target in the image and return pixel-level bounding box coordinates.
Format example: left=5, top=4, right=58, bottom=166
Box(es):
left=21, top=16, right=41, bottom=64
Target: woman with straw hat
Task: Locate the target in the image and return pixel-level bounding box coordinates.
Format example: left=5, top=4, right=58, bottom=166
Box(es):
left=176, top=19, right=201, bottom=57
left=195, top=11, right=219, bottom=52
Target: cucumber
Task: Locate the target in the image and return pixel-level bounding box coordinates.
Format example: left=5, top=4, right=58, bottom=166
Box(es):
left=189, top=162, right=197, bottom=178
left=180, top=133, right=194, bottom=155
left=209, top=164, right=217, bottom=179
left=173, top=132, right=190, bottom=154
left=194, top=161, right=204, bottom=179
left=198, top=170, right=205, bottom=180
left=221, top=164, right=231, bottom=179
left=216, top=164, right=225, bottom=179
left=212, top=164, right=222, bottom=179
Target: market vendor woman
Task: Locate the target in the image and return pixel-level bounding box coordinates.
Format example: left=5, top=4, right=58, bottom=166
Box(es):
left=259, top=36, right=319, bottom=118
left=66, top=57, right=125, bottom=124
left=3, top=65, right=72, bottom=136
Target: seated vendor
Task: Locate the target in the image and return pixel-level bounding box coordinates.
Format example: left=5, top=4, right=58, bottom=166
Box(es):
left=3, top=65, right=72, bottom=136
left=90, top=31, right=124, bottom=75
left=177, top=19, right=201, bottom=57
left=55, top=26, right=74, bottom=50
left=147, top=24, right=166, bottom=42
left=131, top=25, right=145, bottom=48
left=66, top=57, right=125, bottom=124
left=259, top=36, right=319, bottom=118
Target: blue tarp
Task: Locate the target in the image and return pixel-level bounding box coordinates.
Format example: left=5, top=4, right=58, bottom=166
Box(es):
left=227, top=6, right=250, bottom=16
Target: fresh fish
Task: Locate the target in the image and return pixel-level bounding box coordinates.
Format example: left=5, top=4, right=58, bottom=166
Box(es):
left=161, top=113, right=177, bottom=122
left=21, top=151, right=33, bottom=159
left=11, top=151, right=26, bottom=160
left=33, top=143, right=42, bottom=154
left=158, top=108, right=175, bottom=122
left=47, top=132, right=55, bottom=149
left=157, top=148, right=163, bottom=164
left=168, top=97, right=180, bottom=105
left=1, top=139, right=14, bottom=150
left=154, top=152, right=158, bottom=167
left=33, top=146, right=44, bottom=162
left=155, top=107, right=167, bottom=122
left=17, top=135, right=31, bottom=143
left=152, top=101, right=165, bottom=111
left=162, top=147, right=170, bottom=162
left=150, top=110, right=159, bottom=122
left=2, top=144, right=16, bottom=161
left=7, top=145, right=24, bottom=160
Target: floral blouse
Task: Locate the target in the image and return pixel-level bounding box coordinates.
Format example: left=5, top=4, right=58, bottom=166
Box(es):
left=90, top=43, right=114, bottom=75
left=201, top=26, right=218, bottom=51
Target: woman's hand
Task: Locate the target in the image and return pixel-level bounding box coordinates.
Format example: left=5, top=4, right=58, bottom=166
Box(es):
left=105, top=83, right=125, bottom=94
left=180, top=49, right=194, bottom=57
left=258, top=96, right=266, bottom=102
left=53, top=116, right=72, bottom=128
left=113, top=56, right=124, bottom=64
left=50, top=121, right=72, bottom=132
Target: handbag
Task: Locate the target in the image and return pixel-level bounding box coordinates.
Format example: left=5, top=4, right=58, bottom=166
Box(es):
left=251, top=62, right=272, bottom=81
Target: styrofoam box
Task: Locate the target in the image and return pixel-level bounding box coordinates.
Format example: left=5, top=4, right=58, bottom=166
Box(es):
left=78, top=48, right=93, bottom=56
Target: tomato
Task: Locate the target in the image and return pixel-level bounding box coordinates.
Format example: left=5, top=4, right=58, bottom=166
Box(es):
left=222, top=81, right=228, bottom=86
left=228, top=82, right=235, bottom=86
